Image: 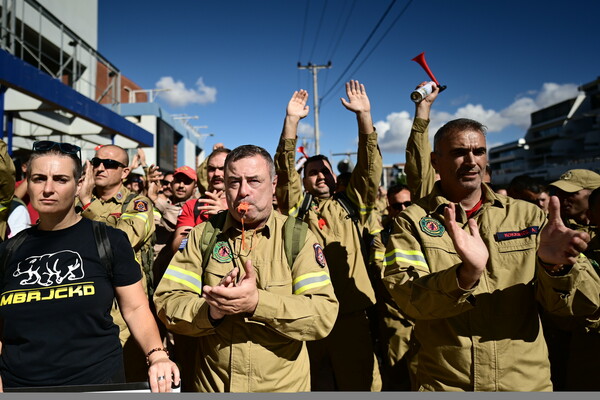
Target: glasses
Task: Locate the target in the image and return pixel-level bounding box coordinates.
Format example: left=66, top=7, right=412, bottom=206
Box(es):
left=161, top=180, right=173, bottom=186
left=391, top=201, right=412, bottom=211
left=91, top=157, right=127, bottom=169
left=33, top=140, right=81, bottom=159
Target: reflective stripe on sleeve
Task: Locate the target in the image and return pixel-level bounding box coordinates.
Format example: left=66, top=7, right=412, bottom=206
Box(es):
left=293, top=271, right=331, bottom=295
left=384, top=249, right=428, bottom=268
left=121, top=212, right=153, bottom=238
left=163, top=265, right=203, bottom=294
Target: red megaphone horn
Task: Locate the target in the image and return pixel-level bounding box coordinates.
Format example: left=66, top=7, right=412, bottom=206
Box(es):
left=411, top=52, right=446, bottom=92
left=297, top=146, right=309, bottom=158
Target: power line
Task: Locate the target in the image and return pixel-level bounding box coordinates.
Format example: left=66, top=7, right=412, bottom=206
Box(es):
left=319, top=0, right=399, bottom=103
left=322, top=0, right=356, bottom=93
left=326, top=0, right=356, bottom=62
left=308, top=0, right=329, bottom=62
left=347, top=0, right=414, bottom=81
left=297, top=0, right=311, bottom=62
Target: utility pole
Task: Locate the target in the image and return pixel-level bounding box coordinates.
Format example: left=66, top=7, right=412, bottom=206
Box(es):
left=297, top=61, right=331, bottom=155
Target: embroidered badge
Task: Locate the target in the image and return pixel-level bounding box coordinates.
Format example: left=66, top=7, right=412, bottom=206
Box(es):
left=560, top=171, right=572, bottom=180
left=116, top=191, right=123, bottom=201
left=212, top=241, right=233, bottom=263
left=419, top=216, right=445, bottom=237
left=133, top=199, right=148, bottom=212
left=313, top=243, right=327, bottom=268
left=494, top=226, right=539, bottom=242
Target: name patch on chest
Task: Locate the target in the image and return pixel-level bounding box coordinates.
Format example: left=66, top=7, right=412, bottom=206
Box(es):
left=494, top=226, right=539, bottom=242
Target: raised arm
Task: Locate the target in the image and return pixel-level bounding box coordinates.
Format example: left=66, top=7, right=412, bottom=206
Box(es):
left=406, top=82, right=439, bottom=200
left=342, top=81, right=383, bottom=223
left=275, top=90, right=310, bottom=215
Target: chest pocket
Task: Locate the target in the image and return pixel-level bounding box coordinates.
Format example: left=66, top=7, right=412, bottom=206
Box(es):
left=203, top=261, right=234, bottom=287
left=421, top=237, right=461, bottom=273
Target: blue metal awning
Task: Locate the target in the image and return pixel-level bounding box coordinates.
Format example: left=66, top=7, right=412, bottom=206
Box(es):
left=0, top=49, right=153, bottom=148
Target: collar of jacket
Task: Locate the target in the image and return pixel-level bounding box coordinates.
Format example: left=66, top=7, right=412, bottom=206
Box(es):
left=93, top=183, right=131, bottom=204
left=418, top=182, right=504, bottom=222
left=222, top=210, right=273, bottom=238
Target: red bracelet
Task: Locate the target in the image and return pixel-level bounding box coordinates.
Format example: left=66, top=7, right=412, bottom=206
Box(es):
left=146, top=347, right=169, bottom=365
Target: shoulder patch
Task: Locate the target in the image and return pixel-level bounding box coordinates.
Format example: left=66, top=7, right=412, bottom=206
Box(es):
left=313, top=243, right=327, bottom=268
left=419, top=216, right=445, bottom=237
left=212, top=241, right=233, bottom=263
left=133, top=199, right=149, bottom=212
left=116, top=191, right=123, bottom=201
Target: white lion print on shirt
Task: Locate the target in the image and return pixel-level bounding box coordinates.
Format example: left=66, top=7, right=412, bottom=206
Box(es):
left=13, top=250, right=85, bottom=286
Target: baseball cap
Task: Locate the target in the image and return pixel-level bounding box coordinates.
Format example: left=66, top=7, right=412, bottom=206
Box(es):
left=549, top=169, right=600, bottom=193
left=173, top=166, right=197, bottom=181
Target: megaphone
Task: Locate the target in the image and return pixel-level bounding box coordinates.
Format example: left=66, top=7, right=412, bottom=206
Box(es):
left=411, top=52, right=447, bottom=102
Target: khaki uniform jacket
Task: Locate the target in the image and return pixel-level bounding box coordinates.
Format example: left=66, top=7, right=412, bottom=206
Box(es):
left=274, top=132, right=382, bottom=315
left=405, top=117, right=435, bottom=201
left=82, top=185, right=155, bottom=280
left=153, top=211, right=338, bottom=392
left=0, top=139, right=16, bottom=241
left=383, top=183, right=600, bottom=391
left=81, top=185, right=155, bottom=345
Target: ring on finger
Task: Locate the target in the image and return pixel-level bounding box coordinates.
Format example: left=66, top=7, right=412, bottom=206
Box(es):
left=157, top=375, right=166, bottom=382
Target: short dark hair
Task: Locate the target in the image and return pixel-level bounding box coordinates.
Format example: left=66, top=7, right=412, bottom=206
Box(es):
left=433, top=118, right=487, bottom=153
left=508, top=174, right=546, bottom=197
left=225, top=145, right=275, bottom=180
left=387, top=184, right=410, bottom=200
left=27, top=149, right=83, bottom=181
left=303, top=155, right=333, bottom=177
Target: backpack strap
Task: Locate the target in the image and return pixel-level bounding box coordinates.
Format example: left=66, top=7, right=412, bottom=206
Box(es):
left=121, top=193, right=138, bottom=214
left=200, top=211, right=228, bottom=272
left=193, top=198, right=203, bottom=223
left=334, top=191, right=359, bottom=223
left=334, top=191, right=371, bottom=265
left=283, top=216, right=308, bottom=269
left=295, top=192, right=313, bottom=221
left=91, top=221, right=114, bottom=280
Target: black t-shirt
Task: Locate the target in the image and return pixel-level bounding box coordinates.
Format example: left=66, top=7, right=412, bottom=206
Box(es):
left=0, top=218, right=142, bottom=387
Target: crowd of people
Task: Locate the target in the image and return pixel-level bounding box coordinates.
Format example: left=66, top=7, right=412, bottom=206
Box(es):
left=0, top=79, right=599, bottom=392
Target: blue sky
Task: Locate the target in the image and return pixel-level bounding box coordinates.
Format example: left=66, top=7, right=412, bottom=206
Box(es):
left=98, top=0, right=600, bottom=168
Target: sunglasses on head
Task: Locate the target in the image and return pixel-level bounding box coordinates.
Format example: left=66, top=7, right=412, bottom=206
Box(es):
left=391, top=201, right=412, bottom=211
left=33, top=140, right=81, bottom=158
left=91, top=157, right=127, bottom=169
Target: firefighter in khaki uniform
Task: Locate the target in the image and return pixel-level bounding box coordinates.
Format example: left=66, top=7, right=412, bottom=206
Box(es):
left=274, top=81, right=382, bottom=391
left=78, top=144, right=155, bottom=381
left=154, top=145, right=338, bottom=392
left=383, top=118, right=600, bottom=391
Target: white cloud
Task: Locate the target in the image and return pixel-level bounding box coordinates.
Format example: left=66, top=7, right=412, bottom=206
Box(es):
left=155, top=77, right=217, bottom=107
left=376, top=82, right=580, bottom=153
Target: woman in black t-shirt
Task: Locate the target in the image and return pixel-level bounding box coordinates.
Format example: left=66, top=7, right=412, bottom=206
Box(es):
left=0, top=142, right=180, bottom=392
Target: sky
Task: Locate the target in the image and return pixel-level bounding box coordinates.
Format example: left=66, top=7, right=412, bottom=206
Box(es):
left=98, top=0, right=600, bottom=168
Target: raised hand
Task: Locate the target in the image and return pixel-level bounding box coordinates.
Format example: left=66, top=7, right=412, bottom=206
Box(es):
left=415, top=81, right=440, bottom=120
left=196, top=190, right=228, bottom=215
left=538, top=196, right=589, bottom=266
left=340, top=80, right=370, bottom=114
left=287, top=90, right=310, bottom=119
left=444, top=202, right=489, bottom=289
left=78, top=160, right=96, bottom=205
